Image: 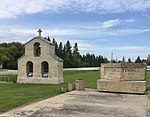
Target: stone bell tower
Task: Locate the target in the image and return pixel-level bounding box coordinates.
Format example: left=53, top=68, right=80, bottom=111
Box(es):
left=17, top=29, right=64, bottom=84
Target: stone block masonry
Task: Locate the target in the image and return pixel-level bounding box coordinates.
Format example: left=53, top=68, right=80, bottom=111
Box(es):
left=97, top=63, right=146, bottom=94
left=17, top=29, right=63, bottom=84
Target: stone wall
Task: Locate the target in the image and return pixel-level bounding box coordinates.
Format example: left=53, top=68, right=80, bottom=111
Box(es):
left=97, top=63, right=146, bottom=94
left=25, top=37, right=55, bottom=56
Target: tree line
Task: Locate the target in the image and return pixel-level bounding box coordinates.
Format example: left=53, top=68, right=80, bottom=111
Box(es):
left=0, top=42, right=24, bottom=69
left=112, top=56, right=149, bottom=64
left=0, top=38, right=109, bottom=69
left=1, top=37, right=150, bottom=70
left=45, top=37, right=109, bottom=68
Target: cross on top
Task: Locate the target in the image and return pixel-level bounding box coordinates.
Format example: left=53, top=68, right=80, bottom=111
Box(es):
left=37, top=29, right=42, bottom=37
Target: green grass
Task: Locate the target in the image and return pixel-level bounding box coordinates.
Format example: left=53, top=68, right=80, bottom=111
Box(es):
left=64, top=70, right=99, bottom=88
left=0, top=74, right=17, bottom=82
left=0, top=70, right=150, bottom=112
left=0, top=83, right=64, bottom=112
left=146, top=71, right=150, bottom=90
left=0, top=70, right=99, bottom=112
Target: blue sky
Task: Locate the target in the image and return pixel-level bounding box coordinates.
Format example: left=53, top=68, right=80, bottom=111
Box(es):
left=0, top=0, right=150, bottom=61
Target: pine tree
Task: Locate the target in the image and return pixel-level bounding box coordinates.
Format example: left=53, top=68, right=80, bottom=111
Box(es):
left=47, top=36, right=51, bottom=41
left=73, top=43, right=79, bottom=54
left=52, top=38, right=58, bottom=55
left=122, top=56, right=125, bottom=63
left=0, top=40, right=111, bottom=69
left=91, top=54, right=95, bottom=67
left=52, top=38, right=55, bottom=43
left=63, top=41, right=72, bottom=67
left=128, top=58, right=132, bottom=63
left=147, top=55, right=150, bottom=65
left=58, top=42, right=63, bottom=59
left=98, top=55, right=103, bottom=66
left=135, top=56, right=142, bottom=63
left=65, top=40, right=72, bottom=54
left=72, top=43, right=80, bottom=67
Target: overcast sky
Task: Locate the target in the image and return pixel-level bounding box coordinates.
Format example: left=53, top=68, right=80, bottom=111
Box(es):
left=0, top=0, right=150, bottom=61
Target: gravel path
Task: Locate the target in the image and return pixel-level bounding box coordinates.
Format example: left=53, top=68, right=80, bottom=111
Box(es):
left=0, top=89, right=149, bottom=117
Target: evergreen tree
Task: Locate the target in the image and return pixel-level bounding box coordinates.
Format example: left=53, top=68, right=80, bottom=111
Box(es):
left=72, top=43, right=80, bottom=67
left=0, top=39, right=110, bottom=68
left=103, top=57, right=109, bottom=63
left=135, top=56, right=142, bottom=63
left=122, top=56, right=125, bottom=63
left=142, top=59, right=147, bottom=63
left=52, top=38, right=58, bottom=55
left=65, top=40, right=72, bottom=54
left=128, top=58, right=132, bottom=63
left=52, top=38, right=55, bottom=43
left=91, top=54, right=95, bottom=67
left=147, top=54, right=150, bottom=65
left=63, top=40, right=72, bottom=67
left=58, top=42, right=63, bottom=59
left=73, top=43, right=79, bottom=54
left=47, top=36, right=51, bottom=41
left=63, top=45, right=66, bottom=55
left=85, top=53, right=91, bottom=67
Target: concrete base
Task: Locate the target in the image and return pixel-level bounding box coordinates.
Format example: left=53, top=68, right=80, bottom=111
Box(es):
left=97, top=79, right=146, bottom=94
left=17, top=77, right=64, bottom=84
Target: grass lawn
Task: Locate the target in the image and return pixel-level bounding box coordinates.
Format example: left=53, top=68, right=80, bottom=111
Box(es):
left=0, top=70, right=99, bottom=112
left=64, top=70, right=99, bottom=88
left=0, top=74, right=17, bottom=82
left=0, top=70, right=149, bottom=112
left=146, top=71, right=150, bottom=90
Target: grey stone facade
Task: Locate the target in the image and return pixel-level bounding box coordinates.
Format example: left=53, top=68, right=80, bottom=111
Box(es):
left=97, top=63, right=146, bottom=94
left=17, top=36, right=63, bottom=84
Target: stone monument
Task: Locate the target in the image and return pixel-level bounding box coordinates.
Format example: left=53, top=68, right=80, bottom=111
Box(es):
left=97, top=63, right=146, bottom=94
left=17, top=29, right=64, bottom=84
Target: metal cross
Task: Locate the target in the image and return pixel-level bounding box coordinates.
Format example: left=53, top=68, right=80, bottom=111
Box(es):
left=37, top=29, right=42, bottom=37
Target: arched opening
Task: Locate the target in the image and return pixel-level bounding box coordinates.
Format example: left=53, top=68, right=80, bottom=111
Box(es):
left=26, top=61, right=33, bottom=77
left=34, top=42, right=41, bottom=56
left=41, top=61, right=49, bottom=77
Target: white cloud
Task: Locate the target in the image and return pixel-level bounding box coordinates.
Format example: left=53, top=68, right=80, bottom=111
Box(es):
left=125, top=19, right=135, bottom=23
left=39, top=28, right=150, bottom=37
left=116, top=29, right=150, bottom=35
left=100, top=19, right=121, bottom=28
left=0, top=0, right=150, bottom=18
left=1, top=24, right=150, bottom=44
left=0, top=26, right=35, bottom=43
left=0, top=0, right=71, bottom=18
